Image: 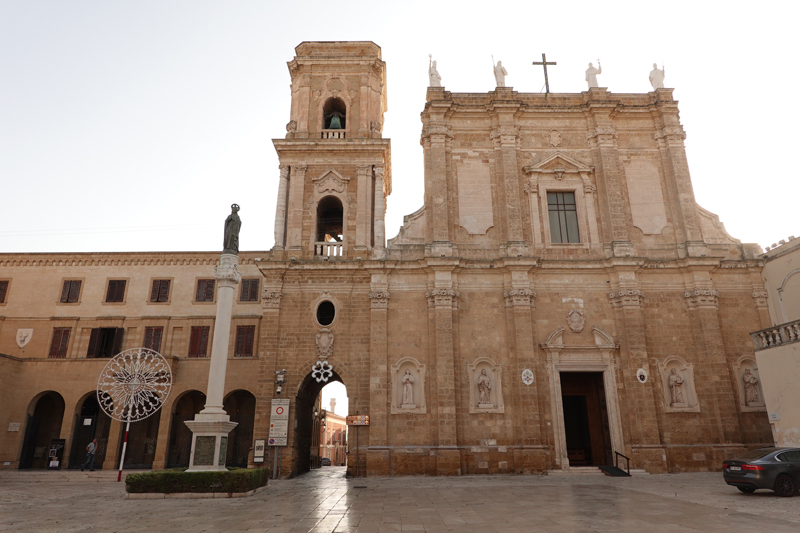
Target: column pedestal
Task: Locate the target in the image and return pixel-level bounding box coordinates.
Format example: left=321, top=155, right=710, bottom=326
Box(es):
left=185, top=419, right=239, bottom=472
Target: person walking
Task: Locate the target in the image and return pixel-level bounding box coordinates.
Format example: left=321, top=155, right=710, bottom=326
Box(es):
left=81, top=438, right=97, bottom=472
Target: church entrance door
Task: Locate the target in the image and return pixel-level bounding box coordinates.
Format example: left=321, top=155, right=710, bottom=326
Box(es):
left=559, top=372, right=612, bottom=467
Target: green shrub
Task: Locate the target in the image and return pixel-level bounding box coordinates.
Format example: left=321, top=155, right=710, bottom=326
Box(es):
left=125, top=467, right=269, bottom=494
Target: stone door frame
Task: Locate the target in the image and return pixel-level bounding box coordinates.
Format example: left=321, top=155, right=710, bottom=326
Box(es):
left=541, top=326, right=624, bottom=470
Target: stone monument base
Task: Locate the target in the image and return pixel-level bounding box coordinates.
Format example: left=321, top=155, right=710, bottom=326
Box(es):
left=185, top=418, right=238, bottom=472
left=478, top=403, right=494, bottom=409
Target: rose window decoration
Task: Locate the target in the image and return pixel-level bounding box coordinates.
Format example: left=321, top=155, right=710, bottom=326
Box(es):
left=311, top=360, right=333, bottom=383
left=97, top=348, right=172, bottom=422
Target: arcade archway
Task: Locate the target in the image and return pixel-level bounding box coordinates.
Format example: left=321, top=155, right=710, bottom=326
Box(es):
left=19, top=391, right=65, bottom=469
left=166, top=390, right=205, bottom=468
left=68, top=393, right=111, bottom=469
left=292, top=371, right=346, bottom=476
left=224, top=390, right=256, bottom=468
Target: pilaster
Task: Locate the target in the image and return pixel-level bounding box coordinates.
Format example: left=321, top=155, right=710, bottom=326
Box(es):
left=273, top=165, right=290, bottom=249
left=366, top=271, right=390, bottom=475
left=491, top=121, right=525, bottom=250
left=355, top=164, right=372, bottom=251
left=422, top=116, right=453, bottom=252
left=373, top=165, right=386, bottom=255
left=285, top=164, right=307, bottom=250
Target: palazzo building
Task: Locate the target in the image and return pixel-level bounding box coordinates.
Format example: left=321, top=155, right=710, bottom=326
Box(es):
left=0, top=41, right=774, bottom=476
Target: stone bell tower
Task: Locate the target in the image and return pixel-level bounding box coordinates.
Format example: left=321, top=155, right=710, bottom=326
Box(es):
left=271, top=41, right=391, bottom=260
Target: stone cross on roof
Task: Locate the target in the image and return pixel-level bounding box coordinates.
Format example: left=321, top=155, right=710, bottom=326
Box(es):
left=532, top=53, right=557, bottom=94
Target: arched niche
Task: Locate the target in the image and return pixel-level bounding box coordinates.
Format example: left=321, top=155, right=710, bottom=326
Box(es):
left=733, top=356, right=765, bottom=412
left=657, top=356, right=700, bottom=413
left=391, top=357, right=426, bottom=415
left=467, top=357, right=504, bottom=414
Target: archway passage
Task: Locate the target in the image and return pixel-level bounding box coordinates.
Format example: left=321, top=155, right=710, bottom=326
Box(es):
left=118, top=411, right=161, bottom=469
left=69, top=394, right=111, bottom=469
left=292, top=371, right=345, bottom=477
left=166, top=390, right=205, bottom=468
left=224, top=390, right=256, bottom=468
left=560, top=372, right=612, bottom=467
left=19, top=392, right=65, bottom=469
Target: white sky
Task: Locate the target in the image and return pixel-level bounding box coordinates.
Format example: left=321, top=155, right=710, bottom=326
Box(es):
left=1, top=1, right=797, bottom=254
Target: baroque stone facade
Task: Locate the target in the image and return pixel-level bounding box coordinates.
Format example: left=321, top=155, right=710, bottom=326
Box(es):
left=0, top=41, right=773, bottom=476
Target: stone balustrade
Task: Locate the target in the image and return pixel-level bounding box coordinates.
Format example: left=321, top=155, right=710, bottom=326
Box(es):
left=321, top=130, right=345, bottom=139
left=315, top=241, right=343, bottom=257
left=751, top=319, right=800, bottom=351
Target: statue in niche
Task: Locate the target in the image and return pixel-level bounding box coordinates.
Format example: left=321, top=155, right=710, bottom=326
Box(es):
left=223, top=204, right=241, bottom=254
left=668, top=368, right=685, bottom=405
left=649, top=63, right=665, bottom=89
left=477, top=369, right=492, bottom=406
left=493, top=59, right=508, bottom=87
left=401, top=369, right=416, bottom=409
left=428, top=55, right=442, bottom=87
left=743, top=368, right=760, bottom=405
left=585, top=60, right=602, bottom=89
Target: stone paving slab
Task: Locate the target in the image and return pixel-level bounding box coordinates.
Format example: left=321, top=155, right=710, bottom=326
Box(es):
left=0, top=467, right=798, bottom=532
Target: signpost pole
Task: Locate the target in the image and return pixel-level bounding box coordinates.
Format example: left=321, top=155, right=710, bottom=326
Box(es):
left=356, top=411, right=359, bottom=478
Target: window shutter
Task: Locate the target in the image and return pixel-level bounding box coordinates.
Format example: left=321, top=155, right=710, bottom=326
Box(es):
left=152, top=327, right=163, bottom=353
left=60, top=281, right=71, bottom=303
left=57, top=328, right=71, bottom=358
left=158, top=280, right=170, bottom=302
left=189, top=326, right=209, bottom=357
left=150, top=281, right=160, bottom=302
left=86, top=328, right=100, bottom=358
left=205, top=280, right=215, bottom=301
left=144, top=327, right=154, bottom=348
left=68, top=280, right=81, bottom=303
left=199, top=327, right=209, bottom=357
left=0, top=280, right=8, bottom=303
left=189, top=327, right=200, bottom=356
left=49, top=329, right=63, bottom=357
left=112, top=328, right=125, bottom=356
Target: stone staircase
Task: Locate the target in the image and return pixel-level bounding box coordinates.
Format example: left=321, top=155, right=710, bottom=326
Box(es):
left=547, top=466, right=649, bottom=476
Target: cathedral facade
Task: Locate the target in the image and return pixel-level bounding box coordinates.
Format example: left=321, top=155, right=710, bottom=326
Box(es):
left=0, top=42, right=772, bottom=476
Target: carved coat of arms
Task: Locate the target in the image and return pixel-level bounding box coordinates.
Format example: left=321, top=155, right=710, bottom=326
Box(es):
left=566, top=309, right=585, bottom=333
left=316, top=328, right=334, bottom=359
left=16, top=328, right=33, bottom=348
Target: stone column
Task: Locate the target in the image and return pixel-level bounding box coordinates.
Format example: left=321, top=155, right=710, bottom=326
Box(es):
left=366, top=272, right=390, bottom=475
left=427, top=261, right=460, bottom=475
left=355, top=164, right=372, bottom=251
left=491, top=117, right=526, bottom=255
left=285, top=164, right=307, bottom=251
left=273, top=165, right=290, bottom=249
left=373, top=165, right=386, bottom=253
left=185, top=253, right=240, bottom=471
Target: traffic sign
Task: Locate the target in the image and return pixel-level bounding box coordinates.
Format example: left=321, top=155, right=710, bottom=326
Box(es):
left=346, top=415, right=370, bottom=426
left=268, top=437, right=287, bottom=446
left=269, top=419, right=288, bottom=438
left=271, top=399, right=290, bottom=420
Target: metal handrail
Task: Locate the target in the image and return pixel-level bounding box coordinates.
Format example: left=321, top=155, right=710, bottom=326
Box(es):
left=614, top=451, right=631, bottom=475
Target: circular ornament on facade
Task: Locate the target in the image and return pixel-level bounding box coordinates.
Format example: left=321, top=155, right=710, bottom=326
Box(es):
left=316, top=300, right=336, bottom=326
left=311, top=360, right=334, bottom=383
left=636, top=368, right=648, bottom=383
left=96, top=348, right=172, bottom=422
left=521, top=369, right=534, bottom=386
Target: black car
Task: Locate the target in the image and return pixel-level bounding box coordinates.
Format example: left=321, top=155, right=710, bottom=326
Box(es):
left=723, top=447, right=800, bottom=497
left=321, top=457, right=331, bottom=466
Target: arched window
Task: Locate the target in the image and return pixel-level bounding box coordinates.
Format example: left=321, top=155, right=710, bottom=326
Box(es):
left=316, top=196, right=343, bottom=243
left=323, top=98, right=346, bottom=130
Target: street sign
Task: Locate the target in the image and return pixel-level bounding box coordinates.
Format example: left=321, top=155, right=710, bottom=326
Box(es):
left=253, top=439, right=266, bottom=463
left=268, top=437, right=287, bottom=446
left=271, top=399, right=290, bottom=419
left=269, top=399, right=290, bottom=446
left=347, top=415, right=369, bottom=426
left=269, top=419, right=288, bottom=438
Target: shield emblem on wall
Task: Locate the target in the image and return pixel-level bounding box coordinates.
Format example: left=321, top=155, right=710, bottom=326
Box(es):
left=16, top=328, right=33, bottom=348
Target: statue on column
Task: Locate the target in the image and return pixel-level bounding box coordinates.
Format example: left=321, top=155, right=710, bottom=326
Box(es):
left=493, top=58, right=508, bottom=87
left=649, top=63, right=665, bottom=89
left=429, top=55, right=442, bottom=87
left=585, top=60, right=602, bottom=88
left=223, top=204, right=241, bottom=255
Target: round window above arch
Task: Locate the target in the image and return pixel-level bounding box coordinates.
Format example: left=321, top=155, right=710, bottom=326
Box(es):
left=316, top=300, right=336, bottom=326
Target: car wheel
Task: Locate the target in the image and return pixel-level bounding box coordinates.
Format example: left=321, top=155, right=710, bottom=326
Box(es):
left=737, top=486, right=756, bottom=494
left=774, top=475, right=796, bottom=497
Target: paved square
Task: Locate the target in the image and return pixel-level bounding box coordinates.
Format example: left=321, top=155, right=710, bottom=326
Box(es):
left=1, top=468, right=799, bottom=532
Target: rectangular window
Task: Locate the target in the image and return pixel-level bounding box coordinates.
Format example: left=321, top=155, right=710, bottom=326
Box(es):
left=234, top=326, right=255, bottom=357
left=195, top=279, right=215, bottom=302
left=105, top=280, right=127, bottom=303
left=0, top=280, right=8, bottom=303
left=150, top=279, right=171, bottom=303
left=143, top=326, right=164, bottom=353
left=60, top=280, right=82, bottom=303
left=188, top=326, right=210, bottom=357
left=48, top=328, right=71, bottom=358
left=86, top=328, right=124, bottom=358
left=240, top=279, right=259, bottom=302
left=547, top=192, right=580, bottom=243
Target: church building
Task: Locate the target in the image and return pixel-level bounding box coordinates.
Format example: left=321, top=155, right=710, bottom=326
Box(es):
left=0, top=41, right=773, bottom=476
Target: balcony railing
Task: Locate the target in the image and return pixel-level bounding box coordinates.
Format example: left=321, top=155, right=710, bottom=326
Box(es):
left=321, top=129, right=345, bottom=139
left=315, top=241, right=343, bottom=258
left=751, top=319, right=800, bottom=351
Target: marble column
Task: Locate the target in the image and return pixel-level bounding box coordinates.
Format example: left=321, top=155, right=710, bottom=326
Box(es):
left=185, top=253, right=240, bottom=471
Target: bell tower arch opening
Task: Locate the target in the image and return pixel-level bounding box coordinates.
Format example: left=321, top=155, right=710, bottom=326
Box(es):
left=323, top=97, right=347, bottom=131
left=316, top=196, right=344, bottom=257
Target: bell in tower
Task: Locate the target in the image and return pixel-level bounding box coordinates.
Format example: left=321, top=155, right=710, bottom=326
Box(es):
left=271, top=42, right=391, bottom=260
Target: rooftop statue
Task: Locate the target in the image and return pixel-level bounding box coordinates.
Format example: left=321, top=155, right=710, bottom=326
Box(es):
left=585, top=60, right=602, bottom=89
left=223, top=204, right=241, bottom=255
left=649, top=63, right=665, bottom=89
left=493, top=58, right=508, bottom=87
left=428, top=55, right=442, bottom=87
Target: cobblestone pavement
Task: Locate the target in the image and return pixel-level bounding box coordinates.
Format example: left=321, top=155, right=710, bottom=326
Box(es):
left=1, top=467, right=799, bottom=532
